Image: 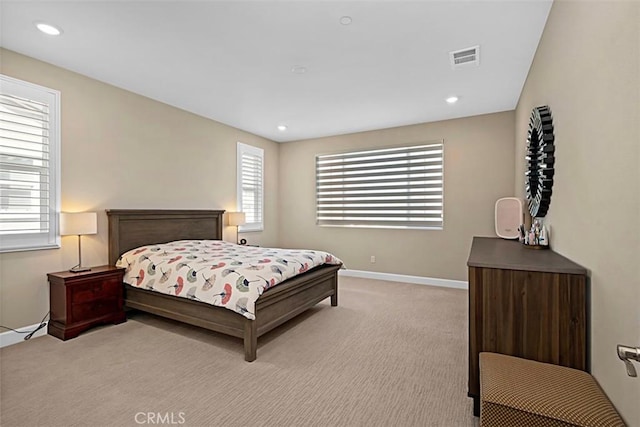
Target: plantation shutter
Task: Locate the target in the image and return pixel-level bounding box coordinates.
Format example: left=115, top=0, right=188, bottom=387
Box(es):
left=237, top=142, right=264, bottom=232
left=316, top=143, right=444, bottom=229
left=0, top=75, right=60, bottom=252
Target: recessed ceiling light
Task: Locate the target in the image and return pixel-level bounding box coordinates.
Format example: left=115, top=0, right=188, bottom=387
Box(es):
left=291, top=66, right=307, bottom=74
left=277, top=125, right=288, bottom=132
left=446, top=96, right=459, bottom=104
left=340, top=16, right=353, bottom=25
left=35, top=22, right=62, bottom=36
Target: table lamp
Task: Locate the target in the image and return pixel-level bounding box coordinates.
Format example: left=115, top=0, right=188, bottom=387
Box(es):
left=228, top=212, right=246, bottom=244
left=61, top=212, right=97, bottom=272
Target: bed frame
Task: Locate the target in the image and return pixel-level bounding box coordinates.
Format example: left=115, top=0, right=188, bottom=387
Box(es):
left=106, top=209, right=340, bottom=362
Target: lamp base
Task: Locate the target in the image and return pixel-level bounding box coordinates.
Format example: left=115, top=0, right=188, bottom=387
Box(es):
left=69, top=266, right=92, bottom=273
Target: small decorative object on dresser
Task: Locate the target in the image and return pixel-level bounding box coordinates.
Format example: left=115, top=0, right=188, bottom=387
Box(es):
left=521, top=217, right=550, bottom=249
left=47, top=265, right=126, bottom=340
left=494, top=197, right=523, bottom=239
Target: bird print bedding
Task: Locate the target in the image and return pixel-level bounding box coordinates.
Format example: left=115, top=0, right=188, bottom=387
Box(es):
left=115, top=240, right=342, bottom=320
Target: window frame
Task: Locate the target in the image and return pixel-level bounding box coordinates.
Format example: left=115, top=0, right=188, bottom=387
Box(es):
left=0, top=74, right=61, bottom=253
left=315, top=142, right=444, bottom=230
left=236, top=142, right=264, bottom=233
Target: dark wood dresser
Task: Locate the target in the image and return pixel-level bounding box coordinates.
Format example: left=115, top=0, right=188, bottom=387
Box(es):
left=48, top=265, right=126, bottom=340
left=467, top=237, right=588, bottom=415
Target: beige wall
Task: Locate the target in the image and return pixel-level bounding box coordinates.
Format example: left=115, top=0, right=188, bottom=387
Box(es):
left=0, top=48, right=280, bottom=329
left=279, top=112, right=515, bottom=281
left=515, top=1, right=640, bottom=423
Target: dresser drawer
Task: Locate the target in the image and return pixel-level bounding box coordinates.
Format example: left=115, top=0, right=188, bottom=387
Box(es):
left=71, top=298, right=119, bottom=322
left=71, top=277, right=121, bottom=303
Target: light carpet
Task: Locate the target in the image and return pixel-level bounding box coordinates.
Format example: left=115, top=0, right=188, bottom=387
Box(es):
left=0, top=276, right=474, bottom=427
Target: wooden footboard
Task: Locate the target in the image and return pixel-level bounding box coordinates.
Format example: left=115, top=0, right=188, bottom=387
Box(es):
left=125, top=263, right=341, bottom=361
left=248, top=263, right=341, bottom=361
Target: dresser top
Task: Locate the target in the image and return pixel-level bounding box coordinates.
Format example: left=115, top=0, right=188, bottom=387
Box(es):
left=467, top=237, right=587, bottom=275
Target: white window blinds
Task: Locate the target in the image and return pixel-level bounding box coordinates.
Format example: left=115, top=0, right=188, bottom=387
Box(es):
left=0, top=75, right=60, bottom=252
left=316, top=142, right=444, bottom=229
left=237, top=142, right=264, bottom=232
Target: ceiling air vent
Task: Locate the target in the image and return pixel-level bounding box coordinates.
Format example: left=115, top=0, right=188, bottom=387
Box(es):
left=450, top=45, right=480, bottom=69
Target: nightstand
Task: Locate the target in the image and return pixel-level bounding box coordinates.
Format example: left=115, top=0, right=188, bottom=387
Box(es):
left=48, top=265, right=126, bottom=340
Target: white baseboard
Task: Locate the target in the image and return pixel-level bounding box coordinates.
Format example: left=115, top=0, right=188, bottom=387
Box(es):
left=0, top=322, right=48, bottom=348
left=338, top=269, right=468, bottom=290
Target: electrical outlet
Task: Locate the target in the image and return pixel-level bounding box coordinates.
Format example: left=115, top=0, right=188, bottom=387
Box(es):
left=370, top=255, right=376, bottom=263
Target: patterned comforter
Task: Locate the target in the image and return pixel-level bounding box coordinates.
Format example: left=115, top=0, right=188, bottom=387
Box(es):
left=115, top=240, right=342, bottom=320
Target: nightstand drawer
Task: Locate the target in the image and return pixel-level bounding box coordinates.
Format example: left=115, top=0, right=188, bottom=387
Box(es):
left=71, top=278, right=121, bottom=303
left=71, top=298, right=118, bottom=322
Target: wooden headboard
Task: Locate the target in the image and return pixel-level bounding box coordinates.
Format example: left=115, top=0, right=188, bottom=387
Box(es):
left=106, top=209, right=225, bottom=265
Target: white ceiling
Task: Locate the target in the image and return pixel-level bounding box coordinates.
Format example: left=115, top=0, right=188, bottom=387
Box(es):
left=0, top=1, right=552, bottom=143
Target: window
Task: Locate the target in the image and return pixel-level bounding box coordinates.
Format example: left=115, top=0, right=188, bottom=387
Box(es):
left=0, top=75, right=60, bottom=252
left=316, top=142, right=444, bottom=229
left=237, top=142, right=264, bottom=232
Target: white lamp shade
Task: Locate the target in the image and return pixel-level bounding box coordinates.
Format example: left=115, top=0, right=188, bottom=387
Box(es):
left=61, top=212, right=97, bottom=236
left=228, top=212, right=246, bottom=227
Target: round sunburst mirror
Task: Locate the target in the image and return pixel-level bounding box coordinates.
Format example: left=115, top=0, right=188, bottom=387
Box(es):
left=525, top=106, right=555, bottom=218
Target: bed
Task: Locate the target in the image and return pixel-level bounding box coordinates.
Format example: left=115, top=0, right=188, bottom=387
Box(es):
left=106, top=209, right=341, bottom=361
